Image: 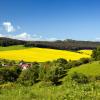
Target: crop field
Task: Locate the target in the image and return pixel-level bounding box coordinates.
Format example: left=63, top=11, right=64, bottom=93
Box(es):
left=78, top=50, right=93, bottom=55
left=0, top=46, right=91, bottom=62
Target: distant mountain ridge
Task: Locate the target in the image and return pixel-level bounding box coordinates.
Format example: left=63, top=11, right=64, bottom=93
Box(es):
left=0, top=37, right=100, bottom=50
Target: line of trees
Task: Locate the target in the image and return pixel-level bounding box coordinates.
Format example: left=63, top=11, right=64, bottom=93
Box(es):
left=24, top=40, right=100, bottom=50
left=0, top=37, right=26, bottom=46
left=0, top=37, right=100, bottom=50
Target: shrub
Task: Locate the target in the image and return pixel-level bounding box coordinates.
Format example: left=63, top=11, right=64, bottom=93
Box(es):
left=80, top=58, right=91, bottom=64
left=0, top=66, right=21, bottom=84
left=95, top=76, right=100, bottom=80
left=17, top=62, right=40, bottom=86
left=0, top=82, right=16, bottom=89
left=71, top=72, right=89, bottom=84
left=39, top=59, right=67, bottom=85
left=39, top=61, right=52, bottom=81
left=66, top=60, right=82, bottom=68
left=46, top=67, right=59, bottom=84
left=55, top=58, right=68, bottom=65
left=66, top=58, right=91, bottom=69
left=92, top=46, right=100, bottom=60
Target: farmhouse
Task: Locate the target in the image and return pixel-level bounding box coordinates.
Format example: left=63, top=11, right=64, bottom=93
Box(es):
left=19, top=61, right=31, bottom=70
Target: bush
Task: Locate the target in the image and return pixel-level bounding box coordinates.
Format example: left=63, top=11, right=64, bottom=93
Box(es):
left=0, top=66, right=21, bottom=84
left=95, top=76, right=100, bottom=80
left=0, top=82, right=16, bottom=89
left=17, top=62, right=40, bottom=86
left=66, top=60, right=82, bottom=68
left=55, top=58, right=68, bottom=65
left=39, top=59, right=67, bottom=85
left=46, top=67, right=59, bottom=85
left=39, top=61, right=52, bottom=81
left=66, top=58, right=91, bottom=69
left=80, top=58, right=91, bottom=64
left=92, top=46, right=100, bottom=60
left=71, top=72, right=89, bottom=84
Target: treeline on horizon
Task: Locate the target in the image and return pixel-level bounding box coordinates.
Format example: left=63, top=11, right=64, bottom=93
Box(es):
left=0, top=37, right=100, bottom=50
left=0, top=37, right=26, bottom=46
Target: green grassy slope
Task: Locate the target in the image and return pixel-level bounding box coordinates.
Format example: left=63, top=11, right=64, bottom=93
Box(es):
left=0, top=61, right=100, bottom=100
left=0, top=45, right=29, bottom=51
left=68, top=61, right=100, bottom=77
left=0, top=79, right=99, bottom=100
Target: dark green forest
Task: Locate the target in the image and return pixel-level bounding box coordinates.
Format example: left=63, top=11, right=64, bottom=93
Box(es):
left=0, top=37, right=100, bottom=50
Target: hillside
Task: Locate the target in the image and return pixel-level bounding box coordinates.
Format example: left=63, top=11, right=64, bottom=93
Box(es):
left=0, top=61, right=100, bottom=100
left=68, top=61, right=100, bottom=77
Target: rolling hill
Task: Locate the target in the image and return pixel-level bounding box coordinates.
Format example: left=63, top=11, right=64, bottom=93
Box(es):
left=68, top=61, right=100, bottom=77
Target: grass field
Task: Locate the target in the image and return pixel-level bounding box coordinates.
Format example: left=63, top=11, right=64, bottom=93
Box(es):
left=68, top=61, right=100, bottom=77
left=0, top=81, right=100, bottom=100
left=0, top=45, right=29, bottom=51
left=0, top=46, right=91, bottom=62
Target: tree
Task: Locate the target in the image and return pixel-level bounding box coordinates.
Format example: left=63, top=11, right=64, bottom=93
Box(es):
left=55, top=58, right=68, bottom=65
left=17, top=62, right=40, bottom=86
left=0, top=66, right=21, bottom=84
left=71, top=72, right=89, bottom=84
left=80, top=58, right=91, bottom=64
left=39, top=59, right=67, bottom=85
left=92, top=46, right=100, bottom=60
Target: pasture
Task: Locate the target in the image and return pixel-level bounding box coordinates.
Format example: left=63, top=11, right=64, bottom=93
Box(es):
left=68, top=61, right=100, bottom=77
left=0, top=45, right=29, bottom=51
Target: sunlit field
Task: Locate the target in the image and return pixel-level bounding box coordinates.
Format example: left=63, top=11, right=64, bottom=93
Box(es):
left=78, top=50, right=93, bottom=55
left=68, top=61, right=100, bottom=77
left=0, top=47, right=91, bottom=62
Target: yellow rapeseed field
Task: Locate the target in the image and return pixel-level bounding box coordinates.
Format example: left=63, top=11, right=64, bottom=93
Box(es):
left=0, top=48, right=91, bottom=62
left=78, top=50, right=93, bottom=55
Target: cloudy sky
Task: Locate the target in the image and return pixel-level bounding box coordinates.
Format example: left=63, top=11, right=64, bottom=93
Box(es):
left=0, top=0, right=100, bottom=41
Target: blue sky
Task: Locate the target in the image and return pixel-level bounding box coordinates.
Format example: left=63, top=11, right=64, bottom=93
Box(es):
left=0, top=0, right=100, bottom=41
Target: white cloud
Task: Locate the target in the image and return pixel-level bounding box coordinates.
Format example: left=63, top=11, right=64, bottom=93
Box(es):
left=3, top=22, right=15, bottom=32
left=12, top=32, right=31, bottom=40
left=46, top=37, right=57, bottom=41
left=0, top=21, right=58, bottom=41
left=0, top=34, right=4, bottom=37
left=95, top=37, right=100, bottom=41
left=11, top=32, right=42, bottom=41
left=96, top=37, right=100, bottom=40
left=0, top=32, right=43, bottom=41
left=0, top=32, right=57, bottom=41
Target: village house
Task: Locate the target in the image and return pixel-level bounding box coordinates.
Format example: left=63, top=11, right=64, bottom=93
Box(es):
left=1, top=63, right=8, bottom=67
left=19, top=61, right=32, bottom=70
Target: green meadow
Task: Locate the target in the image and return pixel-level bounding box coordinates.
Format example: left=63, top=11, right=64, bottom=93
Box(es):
left=68, top=61, right=100, bottom=77
left=0, top=45, right=29, bottom=51
left=0, top=61, right=100, bottom=100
